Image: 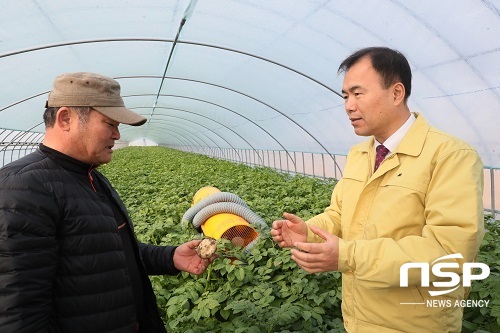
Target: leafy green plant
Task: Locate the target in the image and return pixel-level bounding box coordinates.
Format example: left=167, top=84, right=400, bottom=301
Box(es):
left=462, top=217, right=500, bottom=333
left=101, top=146, right=499, bottom=332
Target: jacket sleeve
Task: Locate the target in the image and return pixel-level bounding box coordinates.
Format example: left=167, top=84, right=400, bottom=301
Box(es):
left=0, top=171, right=59, bottom=333
left=138, top=242, right=180, bottom=276
left=337, top=147, right=484, bottom=289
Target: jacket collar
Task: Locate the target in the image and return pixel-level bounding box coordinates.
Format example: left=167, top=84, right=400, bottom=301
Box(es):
left=39, top=143, right=95, bottom=174
left=356, top=112, right=429, bottom=157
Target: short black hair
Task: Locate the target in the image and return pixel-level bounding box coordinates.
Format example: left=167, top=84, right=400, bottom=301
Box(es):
left=338, top=47, right=412, bottom=102
left=43, top=106, right=91, bottom=128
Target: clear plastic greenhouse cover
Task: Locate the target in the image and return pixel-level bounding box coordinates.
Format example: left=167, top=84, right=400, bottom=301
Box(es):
left=0, top=1, right=498, bottom=166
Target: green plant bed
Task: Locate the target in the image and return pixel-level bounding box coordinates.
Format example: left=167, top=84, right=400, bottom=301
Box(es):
left=100, top=146, right=498, bottom=333
left=463, top=217, right=500, bottom=333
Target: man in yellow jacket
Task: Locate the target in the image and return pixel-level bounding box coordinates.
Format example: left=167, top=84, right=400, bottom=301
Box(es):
left=271, top=47, right=485, bottom=332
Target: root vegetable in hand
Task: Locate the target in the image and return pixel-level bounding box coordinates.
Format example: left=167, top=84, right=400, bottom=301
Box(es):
left=196, top=237, right=217, bottom=259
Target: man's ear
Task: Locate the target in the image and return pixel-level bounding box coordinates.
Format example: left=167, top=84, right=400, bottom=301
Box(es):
left=392, top=82, right=406, bottom=106
left=55, top=107, right=72, bottom=131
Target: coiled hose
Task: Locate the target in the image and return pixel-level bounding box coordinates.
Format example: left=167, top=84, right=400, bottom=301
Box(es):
left=181, top=192, right=268, bottom=251
left=182, top=192, right=248, bottom=225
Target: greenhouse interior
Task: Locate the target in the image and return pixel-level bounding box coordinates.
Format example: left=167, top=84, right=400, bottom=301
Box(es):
left=1, top=1, right=499, bottom=332
left=1, top=0, right=499, bottom=215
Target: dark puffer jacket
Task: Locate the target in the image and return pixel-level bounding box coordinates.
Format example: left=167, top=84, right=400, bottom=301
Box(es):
left=0, top=148, right=178, bottom=332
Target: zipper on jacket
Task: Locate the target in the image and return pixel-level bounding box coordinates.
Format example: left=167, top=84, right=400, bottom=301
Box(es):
left=88, top=166, right=97, bottom=192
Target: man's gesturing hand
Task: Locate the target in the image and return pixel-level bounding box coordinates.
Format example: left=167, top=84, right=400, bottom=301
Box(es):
left=291, top=225, right=339, bottom=273
left=271, top=212, right=307, bottom=248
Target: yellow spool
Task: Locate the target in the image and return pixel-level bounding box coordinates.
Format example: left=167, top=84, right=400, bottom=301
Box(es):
left=192, top=186, right=221, bottom=206
left=201, top=213, right=258, bottom=247
left=201, top=213, right=248, bottom=239
left=192, top=186, right=259, bottom=248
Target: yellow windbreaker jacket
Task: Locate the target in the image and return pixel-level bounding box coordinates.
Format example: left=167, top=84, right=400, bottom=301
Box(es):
left=306, top=113, right=484, bottom=333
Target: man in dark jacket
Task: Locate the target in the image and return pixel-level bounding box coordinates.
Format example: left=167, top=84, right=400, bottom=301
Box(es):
left=0, top=72, right=214, bottom=333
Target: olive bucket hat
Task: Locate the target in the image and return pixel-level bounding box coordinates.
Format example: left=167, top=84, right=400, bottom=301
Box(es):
left=46, top=72, right=146, bottom=126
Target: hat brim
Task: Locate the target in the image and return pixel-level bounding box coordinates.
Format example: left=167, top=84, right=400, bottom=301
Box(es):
left=93, top=106, right=147, bottom=126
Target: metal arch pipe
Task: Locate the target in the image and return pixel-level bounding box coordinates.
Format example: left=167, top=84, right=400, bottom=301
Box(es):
left=122, top=118, right=207, bottom=147
left=0, top=38, right=341, bottom=172
left=156, top=132, right=216, bottom=157
left=1, top=90, right=340, bottom=175
left=120, top=122, right=205, bottom=150
left=0, top=96, right=232, bottom=159
left=17, top=131, right=40, bottom=156
left=130, top=113, right=242, bottom=160
left=22, top=131, right=43, bottom=149
left=0, top=91, right=48, bottom=113
left=176, top=40, right=343, bottom=98
left=147, top=14, right=187, bottom=129
left=121, top=117, right=232, bottom=159
left=0, top=129, right=41, bottom=158
left=0, top=89, right=257, bottom=163
left=159, top=133, right=192, bottom=152
left=132, top=119, right=224, bottom=155
left=138, top=123, right=212, bottom=150
left=131, top=106, right=262, bottom=164
left=124, top=118, right=213, bottom=148
left=2, top=40, right=338, bottom=168
left=2, top=38, right=491, bottom=167
left=156, top=133, right=190, bottom=152
left=0, top=121, right=44, bottom=153
left=120, top=127, right=188, bottom=148
left=0, top=38, right=342, bottom=97
left=4, top=82, right=297, bottom=170
left=146, top=125, right=215, bottom=155
left=118, top=75, right=337, bottom=172
left=173, top=77, right=342, bottom=174
left=119, top=120, right=196, bottom=149
left=166, top=94, right=298, bottom=168
left=126, top=93, right=295, bottom=168
left=0, top=129, right=8, bottom=142
left=130, top=127, right=197, bottom=152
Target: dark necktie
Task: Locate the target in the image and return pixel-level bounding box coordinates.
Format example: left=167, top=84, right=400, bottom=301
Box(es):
left=374, top=144, right=390, bottom=172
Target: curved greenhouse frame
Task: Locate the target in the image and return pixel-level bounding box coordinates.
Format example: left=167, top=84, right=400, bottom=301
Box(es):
left=1, top=0, right=499, bottom=215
